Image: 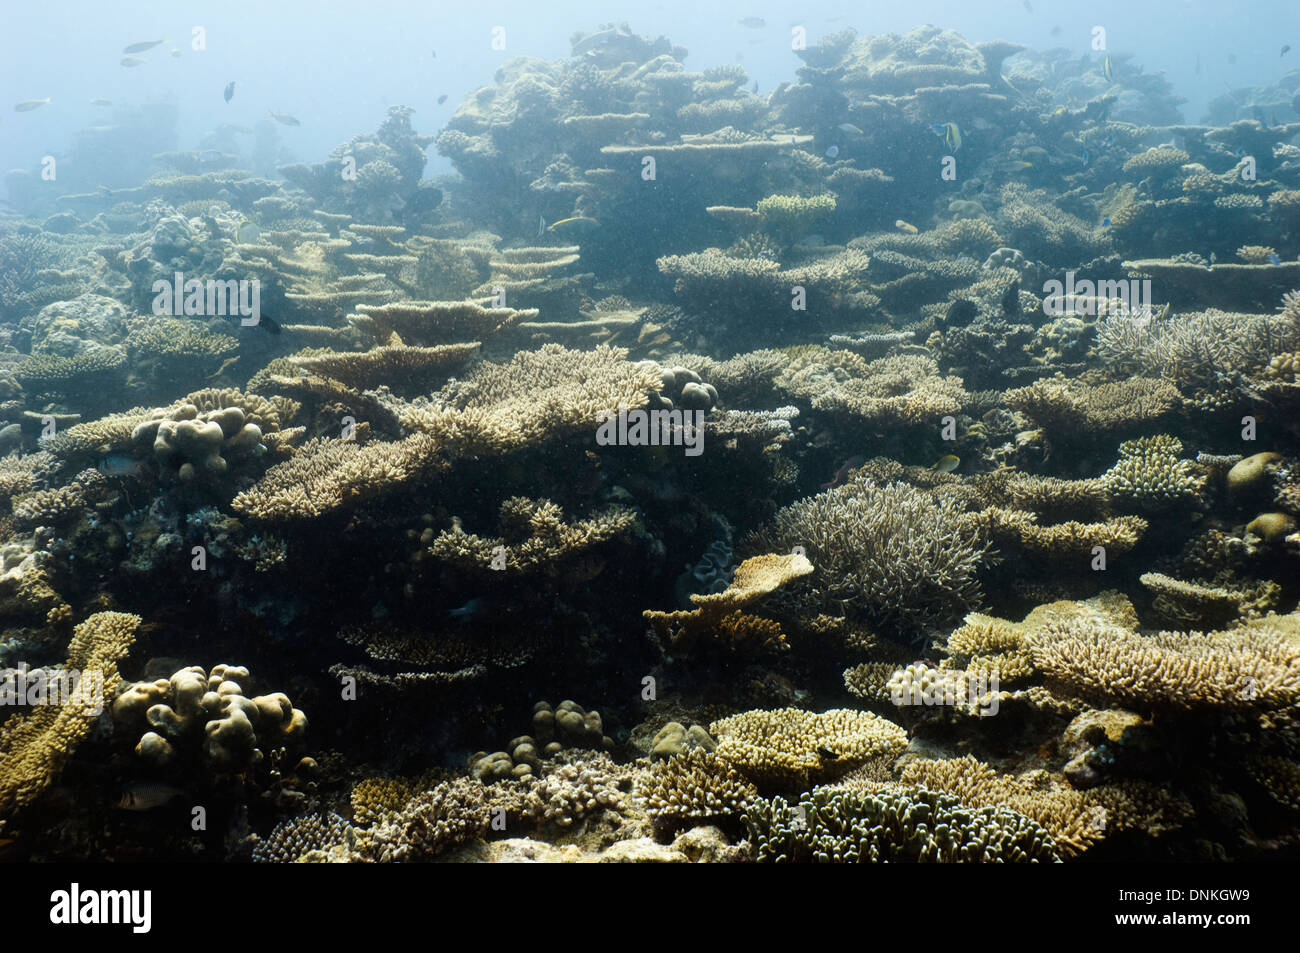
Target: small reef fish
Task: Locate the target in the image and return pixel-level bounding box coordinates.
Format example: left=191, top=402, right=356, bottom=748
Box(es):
left=1282, top=45, right=1291, bottom=57
left=736, top=17, right=766, bottom=28
left=90, top=98, right=112, bottom=106
left=1102, top=217, right=1111, bottom=227
left=1227, top=53, right=1237, bottom=64
left=825, top=144, right=839, bottom=158
left=1101, top=55, right=1113, bottom=82
left=268, top=111, right=301, bottom=126
left=14, top=98, right=50, bottom=111
left=97, top=453, right=147, bottom=479
left=1050, top=25, right=1061, bottom=37
left=1268, top=252, right=1282, bottom=265
left=931, top=454, right=961, bottom=473
left=120, top=57, right=146, bottom=67
left=1080, top=149, right=1089, bottom=166
left=837, top=122, right=864, bottom=136
left=171, top=49, right=182, bottom=58
left=235, top=220, right=260, bottom=244
left=537, top=213, right=546, bottom=238
left=115, top=782, right=183, bottom=811
left=437, top=94, right=448, bottom=105
left=571, top=24, right=632, bottom=56
left=224, top=81, right=235, bottom=103
left=931, top=121, right=962, bottom=151
left=122, top=39, right=167, bottom=54
left=895, top=219, right=918, bottom=234
left=821, top=455, right=866, bottom=490
left=1023, top=0, right=1033, bottom=12
left=547, top=216, right=600, bottom=235
left=448, top=598, right=483, bottom=622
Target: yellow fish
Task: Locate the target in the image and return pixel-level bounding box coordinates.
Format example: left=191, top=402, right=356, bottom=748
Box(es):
left=1101, top=55, right=1113, bottom=82
left=931, top=454, right=960, bottom=473
left=895, top=219, right=918, bottom=234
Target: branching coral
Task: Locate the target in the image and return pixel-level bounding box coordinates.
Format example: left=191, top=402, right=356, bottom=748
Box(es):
left=745, top=479, right=989, bottom=636
left=709, top=708, right=907, bottom=788
left=744, top=787, right=1061, bottom=863
left=0, top=612, right=140, bottom=822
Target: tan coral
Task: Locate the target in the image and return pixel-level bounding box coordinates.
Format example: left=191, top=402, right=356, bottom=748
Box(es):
left=0, top=612, right=140, bottom=820
left=709, top=707, right=907, bottom=787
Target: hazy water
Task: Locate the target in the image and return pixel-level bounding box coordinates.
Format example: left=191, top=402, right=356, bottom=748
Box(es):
left=2, top=0, right=1295, bottom=200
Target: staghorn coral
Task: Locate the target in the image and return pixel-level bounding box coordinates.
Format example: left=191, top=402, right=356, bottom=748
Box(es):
left=1101, top=434, right=1206, bottom=510
left=253, top=813, right=353, bottom=863
left=898, top=756, right=1191, bottom=857
left=1031, top=613, right=1300, bottom=712
left=709, top=708, right=907, bottom=788
left=366, top=776, right=492, bottom=862
left=639, top=749, right=759, bottom=832
left=0, top=612, right=140, bottom=822
left=744, top=787, right=1061, bottom=863
left=745, top=479, right=989, bottom=636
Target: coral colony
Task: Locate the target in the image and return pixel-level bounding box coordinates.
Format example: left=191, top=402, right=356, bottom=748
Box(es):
left=2, top=20, right=1300, bottom=865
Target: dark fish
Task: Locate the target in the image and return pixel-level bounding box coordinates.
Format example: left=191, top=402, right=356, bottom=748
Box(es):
left=1001, top=281, right=1021, bottom=317
left=116, top=782, right=183, bottom=810
left=245, top=314, right=282, bottom=335
left=821, top=455, right=866, bottom=490
left=1023, top=0, right=1033, bottom=12
left=1282, top=44, right=1291, bottom=57
left=816, top=745, right=839, bottom=760
left=223, top=81, right=235, bottom=103
left=437, top=94, right=448, bottom=105
left=1050, top=25, right=1061, bottom=36
left=448, top=598, right=483, bottom=622
left=431, top=49, right=436, bottom=58
left=939, top=298, right=979, bottom=329
left=1228, top=53, right=1237, bottom=64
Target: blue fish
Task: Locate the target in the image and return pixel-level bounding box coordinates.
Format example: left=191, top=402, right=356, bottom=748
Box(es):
left=1268, top=252, right=1282, bottom=265
left=448, top=598, right=483, bottom=623
left=1081, top=149, right=1089, bottom=166
left=1101, top=134, right=1114, bottom=147
left=825, top=144, right=839, bottom=158
left=1102, top=217, right=1111, bottom=227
